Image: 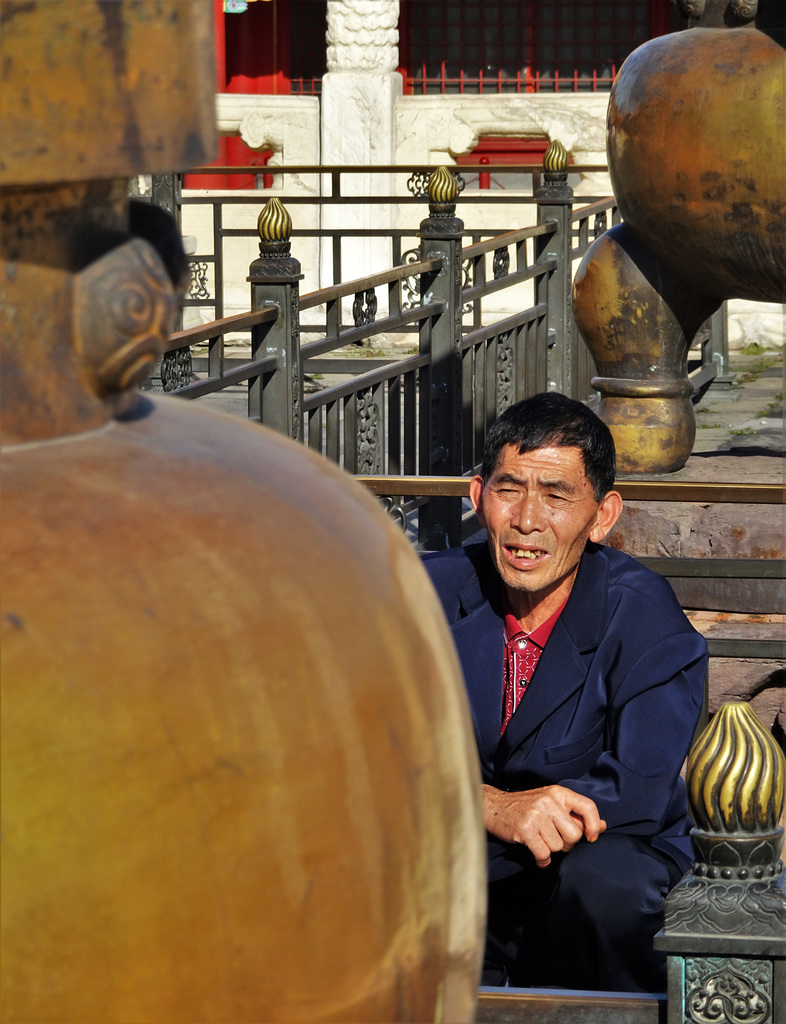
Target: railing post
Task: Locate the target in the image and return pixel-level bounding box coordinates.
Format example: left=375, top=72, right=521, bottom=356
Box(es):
left=247, top=198, right=304, bottom=439
left=708, top=300, right=730, bottom=384
left=150, top=172, right=179, bottom=223
left=418, top=167, right=464, bottom=550
left=535, top=140, right=576, bottom=397
left=655, top=702, right=786, bottom=1024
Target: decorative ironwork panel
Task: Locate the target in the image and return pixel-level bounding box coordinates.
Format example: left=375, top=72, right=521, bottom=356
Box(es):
left=161, top=346, right=192, bottom=392
left=406, top=171, right=431, bottom=198
left=401, top=248, right=422, bottom=311
left=461, top=258, right=474, bottom=290
left=290, top=286, right=301, bottom=439
left=353, top=288, right=378, bottom=328
left=684, top=957, right=771, bottom=1024
left=497, top=331, right=514, bottom=412
left=379, top=495, right=408, bottom=531
left=357, top=388, right=381, bottom=474
left=460, top=257, right=474, bottom=315
left=593, top=211, right=608, bottom=239
left=188, top=261, right=211, bottom=301
left=407, top=170, right=465, bottom=199
left=493, top=246, right=510, bottom=280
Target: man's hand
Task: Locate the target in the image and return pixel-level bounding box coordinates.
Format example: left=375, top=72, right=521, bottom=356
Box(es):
left=482, top=784, right=606, bottom=868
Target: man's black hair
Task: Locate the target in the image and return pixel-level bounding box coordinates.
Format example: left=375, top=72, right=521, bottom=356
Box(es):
left=481, top=392, right=616, bottom=501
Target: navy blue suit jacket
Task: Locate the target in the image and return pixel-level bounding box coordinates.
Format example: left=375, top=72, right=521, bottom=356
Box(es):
left=422, top=541, right=707, bottom=882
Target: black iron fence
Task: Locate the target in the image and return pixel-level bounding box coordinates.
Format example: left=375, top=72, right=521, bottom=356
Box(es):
left=133, top=162, right=607, bottom=321
left=149, top=161, right=726, bottom=549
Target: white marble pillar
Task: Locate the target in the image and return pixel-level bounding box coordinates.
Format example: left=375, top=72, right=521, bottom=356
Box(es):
left=320, top=0, right=402, bottom=297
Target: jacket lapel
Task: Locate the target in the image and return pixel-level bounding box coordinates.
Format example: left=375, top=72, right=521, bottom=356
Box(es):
left=448, top=552, right=505, bottom=775
left=497, top=543, right=610, bottom=763
left=451, top=601, right=504, bottom=775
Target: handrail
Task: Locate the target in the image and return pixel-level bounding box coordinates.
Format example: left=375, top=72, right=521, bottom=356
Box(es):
left=571, top=195, right=618, bottom=223
left=460, top=305, right=549, bottom=352
left=299, top=257, right=443, bottom=311
left=299, top=302, right=445, bottom=361
left=462, top=221, right=557, bottom=260
left=184, top=163, right=610, bottom=176
left=356, top=476, right=785, bottom=504
left=168, top=306, right=277, bottom=348
left=172, top=354, right=278, bottom=399
left=462, top=261, right=555, bottom=304
left=302, top=352, right=429, bottom=409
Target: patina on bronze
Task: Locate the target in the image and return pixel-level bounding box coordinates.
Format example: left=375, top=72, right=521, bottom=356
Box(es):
left=0, top=3, right=485, bottom=1020
left=573, top=0, right=785, bottom=474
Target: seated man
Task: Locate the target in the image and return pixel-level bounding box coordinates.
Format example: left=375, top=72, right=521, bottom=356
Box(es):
left=422, top=392, right=707, bottom=993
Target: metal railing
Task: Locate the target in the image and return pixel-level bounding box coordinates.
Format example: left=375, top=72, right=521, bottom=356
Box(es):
left=152, top=160, right=726, bottom=548
left=161, top=308, right=278, bottom=413
left=136, top=162, right=608, bottom=321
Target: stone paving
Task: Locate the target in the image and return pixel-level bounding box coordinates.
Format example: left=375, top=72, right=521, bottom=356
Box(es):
left=679, top=350, right=784, bottom=478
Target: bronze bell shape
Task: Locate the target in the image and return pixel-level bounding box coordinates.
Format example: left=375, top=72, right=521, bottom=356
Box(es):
left=574, top=0, right=785, bottom=474
left=0, top=3, right=486, bottom=1020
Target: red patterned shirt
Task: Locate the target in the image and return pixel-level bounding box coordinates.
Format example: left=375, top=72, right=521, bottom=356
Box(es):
left=500, top=597, right=567, bottom=735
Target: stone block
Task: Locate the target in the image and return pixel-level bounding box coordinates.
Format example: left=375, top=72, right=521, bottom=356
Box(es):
left=607, top=501, right=784, bottom=612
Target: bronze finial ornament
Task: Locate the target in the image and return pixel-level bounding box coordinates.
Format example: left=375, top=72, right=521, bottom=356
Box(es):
left=249, top=197, right=302, bottom=278
left=420, top=166, right=464, bottom=237
left=0, top=3, right=485, bottom=1020
left=257, top=196, right=293, bottom=245
left=535, top=138, right=573, bottom=201
left=656, top=702, right=786, bottom=1024
left=542, top=139, right=569, bottom=175
left=427, top=165, right=460, bottom=210
left=687, top=701, right=785, bottom=875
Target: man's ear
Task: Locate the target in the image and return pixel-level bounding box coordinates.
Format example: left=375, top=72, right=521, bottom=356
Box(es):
left=469, top=475, right=486, bottom=527
left=589, top=489, right=623, bottom=543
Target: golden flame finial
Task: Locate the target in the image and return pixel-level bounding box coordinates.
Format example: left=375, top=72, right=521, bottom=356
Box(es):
left=688, top=701, right=785, bottom=834
left=427, top=166, right=459, bottom=207
left=257, top=197, right=292, bottom=245
left=543, top=139, right=568, bottom=175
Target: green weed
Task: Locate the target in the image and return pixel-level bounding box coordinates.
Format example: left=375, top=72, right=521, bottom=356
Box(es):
left=756, top=392, right=784, bottom=418
left=731, top=354, right=781, bottom=384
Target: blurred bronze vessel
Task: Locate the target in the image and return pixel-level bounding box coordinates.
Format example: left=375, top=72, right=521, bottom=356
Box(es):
left=573, top=0, right=785, bottom=474
left=0, top=3, right=485, bottom=1019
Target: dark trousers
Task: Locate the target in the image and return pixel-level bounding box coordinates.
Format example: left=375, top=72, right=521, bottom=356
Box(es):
left=482, top=834, right=684, bottom=993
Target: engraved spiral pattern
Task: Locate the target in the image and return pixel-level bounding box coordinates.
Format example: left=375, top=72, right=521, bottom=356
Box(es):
left=428, top=166, right=459, bottom=205
left=688, top=702, right=786, bottom=834
left=729, top=0, right=757, bottom=19
left=675, top=0, right=706, bottom=18
left=543, top=139, right=568, bottom=174
left=78, top=239, right=175, bottom=396
left=257, top=197, right=292, bottom=243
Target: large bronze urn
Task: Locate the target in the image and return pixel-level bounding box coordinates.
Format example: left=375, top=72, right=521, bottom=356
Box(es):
left=573, top=0, right=785, bottom=474
left=0, top=4, right=485, bottom=1020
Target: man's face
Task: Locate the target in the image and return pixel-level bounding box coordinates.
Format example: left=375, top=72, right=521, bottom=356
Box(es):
left=469, top=444, right=621, bottom=608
